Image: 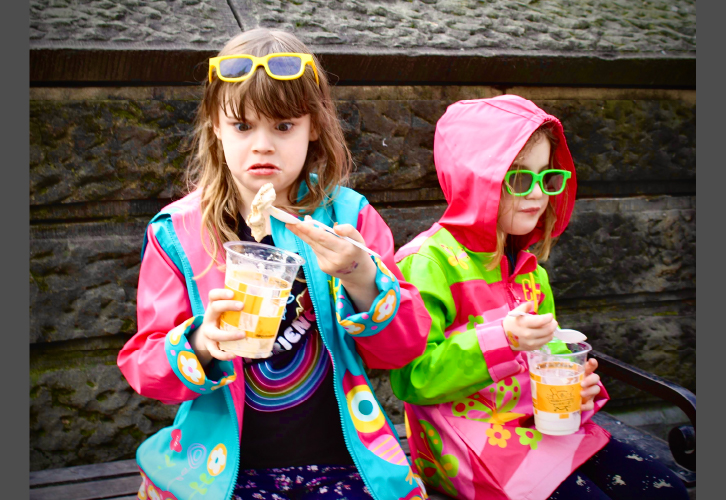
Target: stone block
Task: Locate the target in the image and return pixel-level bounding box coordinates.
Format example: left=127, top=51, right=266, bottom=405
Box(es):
left=30, top=344, right=179, bottom=471
left=230, top=0, right=696, bottom=54
left=377, top=195, right=695, bottom=298
left=556, top=295, right=696, bottom=400
left=30, top=99, right=197, bottom=205
left=30, top=89, right=696, bottom=205
left=545, top=196, right=696, bottom=299
left=30, top=221, right=147, bottom=343
left=29, top=339, right=394, bottom=470
left=30, top=196, right=694, bottom=344
left=30, top=0, right=239, bottom=48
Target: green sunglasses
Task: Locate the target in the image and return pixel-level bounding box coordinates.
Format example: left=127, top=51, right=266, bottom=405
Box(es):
left=504, top=169, right=572, bottom=196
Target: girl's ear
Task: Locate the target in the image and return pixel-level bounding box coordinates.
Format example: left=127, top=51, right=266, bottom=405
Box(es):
left=213, top=120, right=222, bottom=141
left=309, top=124, right=319, bottom=142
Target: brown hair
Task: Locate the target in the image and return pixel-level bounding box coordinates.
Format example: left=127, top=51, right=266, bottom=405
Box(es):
left=184, top=28, right=352, bottom=276
left=487, top=123, right=563, bottom=270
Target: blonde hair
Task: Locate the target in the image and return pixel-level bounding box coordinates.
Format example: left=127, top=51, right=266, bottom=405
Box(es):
left=487, top=123, right=563, bottom=270
left=184, top=28, right=352, bottom=276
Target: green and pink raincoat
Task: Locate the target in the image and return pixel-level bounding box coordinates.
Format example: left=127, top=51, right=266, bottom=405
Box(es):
left=390, top=95, right=610, bottom=500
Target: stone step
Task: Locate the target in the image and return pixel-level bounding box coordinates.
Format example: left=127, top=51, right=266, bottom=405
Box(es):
left=30, top=0, right=695, bottom=86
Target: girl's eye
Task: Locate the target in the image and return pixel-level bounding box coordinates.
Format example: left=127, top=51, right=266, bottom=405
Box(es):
left=234, top=123, right=250, bottom=132
left=276, top=122, right=293, bottom=132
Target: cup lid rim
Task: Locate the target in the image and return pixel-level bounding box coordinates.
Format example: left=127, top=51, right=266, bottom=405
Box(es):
left=222, top=240, right=305, bottom=266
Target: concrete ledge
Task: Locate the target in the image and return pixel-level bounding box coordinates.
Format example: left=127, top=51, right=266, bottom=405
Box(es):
left=30, top=47, right=696, bottom=87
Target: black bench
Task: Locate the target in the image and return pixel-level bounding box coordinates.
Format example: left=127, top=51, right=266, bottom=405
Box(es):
left=29, top=350, right=695, bottom=500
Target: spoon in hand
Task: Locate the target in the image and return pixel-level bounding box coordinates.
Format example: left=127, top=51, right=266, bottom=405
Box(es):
left=506, top=310, right=588, bottom=343
left=267, top=207, right=382, bottom=259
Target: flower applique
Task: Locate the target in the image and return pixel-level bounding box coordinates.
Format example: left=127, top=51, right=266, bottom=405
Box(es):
left=451, top=377, right=525, bottom=424
left=467, top=315, right=484, bottom=329
left=485, top=424, right=511, bottom=448
left=177, top=352, right=204, bottom=385
left=138, top=472, right=149, bottom=500
left=168, top=325, right=184, bottom=346
left=515, top=427, right=543, bottom=450
left=211, top=374, right=237, bottom=391
left=414, top=420, right=459, bottom=497
left=374, top=256, right=396, bottom=280
left=373, top=289, right=397, bottom=323
left=147, top=485, right=161, bottom=500
left=440, top=244, right=470, bottom=270
left=339, top=318, right=365, bottom=335
left=207, top=444, right=227, bottom=476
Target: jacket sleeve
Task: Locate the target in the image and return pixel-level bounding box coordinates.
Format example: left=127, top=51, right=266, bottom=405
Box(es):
left=390, top=252, right=528, bottom=405
left=117, top=223, right=236, bottom=404
left=331, top=204, right=430, bottom=370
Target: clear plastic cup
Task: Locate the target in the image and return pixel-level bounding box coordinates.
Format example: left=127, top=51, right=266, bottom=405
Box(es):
left=218, top=241, right=304, bottom=359
left=526, top=342, right=591, bottom=436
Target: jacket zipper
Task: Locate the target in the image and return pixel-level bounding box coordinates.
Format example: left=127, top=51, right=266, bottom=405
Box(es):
left=294, top=234, right=379, bottom=500
left=223, top=385, right=241, bottom=500
left=502, top=255, right=518, bottom=311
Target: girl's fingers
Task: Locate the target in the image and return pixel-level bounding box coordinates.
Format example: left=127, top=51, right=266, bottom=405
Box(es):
left=206, top=339, right=239, bottom=361
left=289, top=222, right=362, bottom=256
left=332, top=223, right=365, bottom=244
left=210, top=346, right=238, bottom=361
left=208, top=288, right=234, bottom=302
left=287, top=224, right=334, bottom=253
left=520, top=313, right=555, bottom=328
left=206, top=300, right=244, bottom=318
left=204, top=325, right=246, bottom=343
left=581, top=373, right=600, bottom=389
left=584, top=358, right=598, bottom=377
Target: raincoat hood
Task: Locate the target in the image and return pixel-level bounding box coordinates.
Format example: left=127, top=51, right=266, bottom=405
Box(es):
left=434, top=95, right=577, bottom=253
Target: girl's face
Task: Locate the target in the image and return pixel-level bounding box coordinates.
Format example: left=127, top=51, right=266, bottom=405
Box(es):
left=498, top=136, right=551, bottom=237
left=214, top=101, right=318, bottom=210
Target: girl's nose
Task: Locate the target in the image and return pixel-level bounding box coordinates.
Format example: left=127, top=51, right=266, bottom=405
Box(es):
left=525, top=181, right=544, bottom=199
left=252, top=130, right=274, bottom=154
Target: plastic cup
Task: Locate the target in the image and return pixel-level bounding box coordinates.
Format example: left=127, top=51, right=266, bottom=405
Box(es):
left=526, top=342, right=591, bottom=436
left=218, top=241, right=304, bottom=359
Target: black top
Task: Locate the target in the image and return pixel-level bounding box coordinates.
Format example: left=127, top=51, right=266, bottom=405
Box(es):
left=234, top=220, right=353, bottom=469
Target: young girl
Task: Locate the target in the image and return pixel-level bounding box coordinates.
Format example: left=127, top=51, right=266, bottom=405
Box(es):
left=117, top=28, right=430, bottom=500
left=389, top=96, right=689, bottom=500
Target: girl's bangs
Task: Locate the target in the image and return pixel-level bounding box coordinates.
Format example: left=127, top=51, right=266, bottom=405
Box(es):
left=218, top=69, right=316, bottom=123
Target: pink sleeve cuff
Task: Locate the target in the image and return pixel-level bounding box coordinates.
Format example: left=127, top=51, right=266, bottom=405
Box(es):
left=476, top=320, right=524, bottom=382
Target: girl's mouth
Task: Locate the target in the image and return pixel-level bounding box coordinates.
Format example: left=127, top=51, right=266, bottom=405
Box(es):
left=519, top=207, right=542, bottom=214
left=248, top=164, right=280, bottom=175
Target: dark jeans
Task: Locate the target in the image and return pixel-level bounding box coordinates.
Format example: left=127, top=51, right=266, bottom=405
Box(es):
left=548, top=437, right=690, bottom=500
left=233, top=465, right=373, bottom=500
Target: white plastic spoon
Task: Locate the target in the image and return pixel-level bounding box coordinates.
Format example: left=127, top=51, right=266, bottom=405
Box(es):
left=267, top=207, right=383, bottom=259
left=506, top=310, right=588, bottom=343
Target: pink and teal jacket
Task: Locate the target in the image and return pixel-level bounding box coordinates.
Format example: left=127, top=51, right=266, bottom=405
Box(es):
left=117, top=182, right=431, bottom=500
left=390, top=96, right=610, bottom=500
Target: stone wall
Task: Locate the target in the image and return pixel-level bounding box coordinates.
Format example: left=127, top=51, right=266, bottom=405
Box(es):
left=29, top=0, right=695, bottom=471
left=30, top=85, right=695, bottom=470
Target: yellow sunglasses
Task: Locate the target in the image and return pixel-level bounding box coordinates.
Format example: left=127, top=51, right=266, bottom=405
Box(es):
left=208, top=53, right=320, bottom=86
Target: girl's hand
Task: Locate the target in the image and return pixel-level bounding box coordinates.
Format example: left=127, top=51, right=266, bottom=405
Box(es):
left=188, top=288, right=245, bottom=368
left=580, top=358, right=601, bottom=411
left=287, top=221, right=378, bottom=311
left=502, top=301, right=557, bottom=351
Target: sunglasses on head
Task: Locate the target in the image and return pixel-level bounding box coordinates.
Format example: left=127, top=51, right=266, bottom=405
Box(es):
left=504, top=169, right=571, bottom=196
left=208, top=53, right=320, bottom=86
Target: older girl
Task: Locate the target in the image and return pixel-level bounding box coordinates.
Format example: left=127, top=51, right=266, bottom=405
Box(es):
left=118, top=28, right=429, bottom=500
